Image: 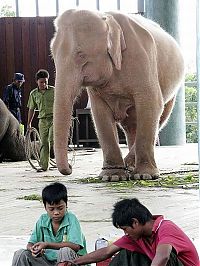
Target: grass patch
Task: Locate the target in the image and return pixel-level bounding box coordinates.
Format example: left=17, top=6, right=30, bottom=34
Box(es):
left=108, top=174, right=198, bottom=190
left=17, top=194, right=42, bottom=201
left=79, top=173, right=199, bottom=189
left=79, top=176, right=104, bottom=183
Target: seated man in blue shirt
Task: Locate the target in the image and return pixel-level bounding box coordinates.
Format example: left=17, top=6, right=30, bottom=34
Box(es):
left=12, top=182, right=88, bottom=266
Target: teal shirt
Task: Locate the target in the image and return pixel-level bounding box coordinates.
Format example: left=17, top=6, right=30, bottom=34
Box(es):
left=29, top=211, right=87, bottom=261
left=27, top=85, right=54, bottom=119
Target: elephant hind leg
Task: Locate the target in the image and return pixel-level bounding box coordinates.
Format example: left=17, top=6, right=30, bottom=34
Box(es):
left=120, top=107, right=137, bottom=172
left=159, top=96, right=176, bottom=130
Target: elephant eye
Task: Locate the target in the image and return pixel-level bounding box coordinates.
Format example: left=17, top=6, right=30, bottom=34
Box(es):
left=75, top=51, right=85, bottom=58
left=75, top=51, right=87, bottom=65
left=78, top=52, right=86, bottom=59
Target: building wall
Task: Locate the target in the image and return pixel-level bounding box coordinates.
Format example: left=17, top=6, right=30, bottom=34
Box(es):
left=0, top=16, right=55, bottom=125
left=0, top=16, right=88, bottom=131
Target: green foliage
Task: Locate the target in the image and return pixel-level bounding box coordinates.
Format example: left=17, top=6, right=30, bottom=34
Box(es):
left=185, top=73, right=197, bottom=82
left=107, top=174, right=198, bottom=189
left=78, top=173, right=199, bottom=189
left=17, top=194, right=42, bottom=201
left=185, top=104, right=197, bottom=122
left=79, top=176, right=104, bottom=183
left=185, top=73, right=198, bottom=143
left=0, top=5, right=15, bottom=17
left=185, top=86, right=197, bottom=102
left=186, top=124, right=198, bottom=143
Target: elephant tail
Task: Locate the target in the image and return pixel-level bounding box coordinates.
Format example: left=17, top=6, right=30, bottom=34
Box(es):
left=159, top=96, right=176, bottom=130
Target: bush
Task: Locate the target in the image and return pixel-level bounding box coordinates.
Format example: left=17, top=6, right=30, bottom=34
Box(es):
left=185, top=73, right=197, bottom=143
left=185, top=73, right=197, bottom=82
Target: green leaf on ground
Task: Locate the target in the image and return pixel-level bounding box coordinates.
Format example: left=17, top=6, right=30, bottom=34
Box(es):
left=17, top=194, right=42, bottom=201
left=78, top=173, right=199, bottom=189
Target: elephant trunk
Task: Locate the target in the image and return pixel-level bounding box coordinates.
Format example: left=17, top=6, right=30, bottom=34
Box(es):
left=53, top=76, right=79, bottom=175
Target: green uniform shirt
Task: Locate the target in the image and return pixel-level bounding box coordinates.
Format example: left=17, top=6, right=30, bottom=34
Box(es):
left=29, top=211, right=87, bottom=261
left=27, top=85, right=54, bottom=119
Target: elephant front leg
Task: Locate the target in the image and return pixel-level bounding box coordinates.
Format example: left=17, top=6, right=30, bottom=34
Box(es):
left=120, top=108, right=137, bottom=173
left=131, top=93, right=163, bottom=180
left=89, top=91, right=129, bottom=181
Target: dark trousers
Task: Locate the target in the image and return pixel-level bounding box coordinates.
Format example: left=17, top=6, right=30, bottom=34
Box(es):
left=10, top=108, right=21, bottom=123
left=109, top=249, right=184, bottom=266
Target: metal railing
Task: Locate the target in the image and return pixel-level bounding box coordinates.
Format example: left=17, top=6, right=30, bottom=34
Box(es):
left=14, top=0, right=144, bottom=17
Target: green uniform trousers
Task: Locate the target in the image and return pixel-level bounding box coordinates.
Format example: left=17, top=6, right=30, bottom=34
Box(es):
left=38, top=117, right=53, bottom=170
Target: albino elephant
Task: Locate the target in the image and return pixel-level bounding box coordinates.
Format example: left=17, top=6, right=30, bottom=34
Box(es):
left=0, top=99, right=26, bottom=161
left=51, top=9, right=184, bottom=181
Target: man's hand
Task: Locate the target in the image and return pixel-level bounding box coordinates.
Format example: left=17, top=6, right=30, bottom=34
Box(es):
left=30, top=242, right=46, bottom=257
left=27, top=109, right=35, bottom=130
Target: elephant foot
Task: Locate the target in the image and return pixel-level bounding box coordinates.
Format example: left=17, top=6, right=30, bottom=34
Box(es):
left=129, top=166, right=159, bottom=180
left=124, top=155, right=135, bottom=169
left=99, top=167, right=129, bottom=182
left=130, top=173, right=159, bottom=180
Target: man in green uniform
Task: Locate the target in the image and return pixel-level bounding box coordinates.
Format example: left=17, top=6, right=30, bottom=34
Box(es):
left=27, top=69, right=54, bottom=172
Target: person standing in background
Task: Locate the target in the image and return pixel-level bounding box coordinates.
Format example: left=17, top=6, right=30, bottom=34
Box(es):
left=27, top=69, right=54, bottom=172
left=3, top=72, right=25, bottom=123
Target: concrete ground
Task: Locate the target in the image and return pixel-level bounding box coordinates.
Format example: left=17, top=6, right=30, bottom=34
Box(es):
left=0, top=143, right=199, bottom=265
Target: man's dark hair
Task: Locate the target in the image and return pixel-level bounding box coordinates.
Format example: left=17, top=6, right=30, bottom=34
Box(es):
left=112, top=198, right=153, bottom=227
left=42, top=182, right=68, bottom=206
left=35, top=69, right=49, bottom=80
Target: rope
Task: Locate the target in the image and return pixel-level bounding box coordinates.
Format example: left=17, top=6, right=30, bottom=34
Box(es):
left=25, top=117, right=77, bottom=171
left=25, top=127, right=57, bottom=169
left=25, top=127, right=42, bottom=171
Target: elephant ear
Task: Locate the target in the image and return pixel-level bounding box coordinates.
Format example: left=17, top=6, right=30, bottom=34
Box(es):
left=104, top=15, right=126, bottom=70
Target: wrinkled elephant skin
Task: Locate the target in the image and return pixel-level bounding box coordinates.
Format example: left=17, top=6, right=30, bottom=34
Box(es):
left=51, top=10, right=184, bottom=181
left=0, top=99, right=26, bottom=162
